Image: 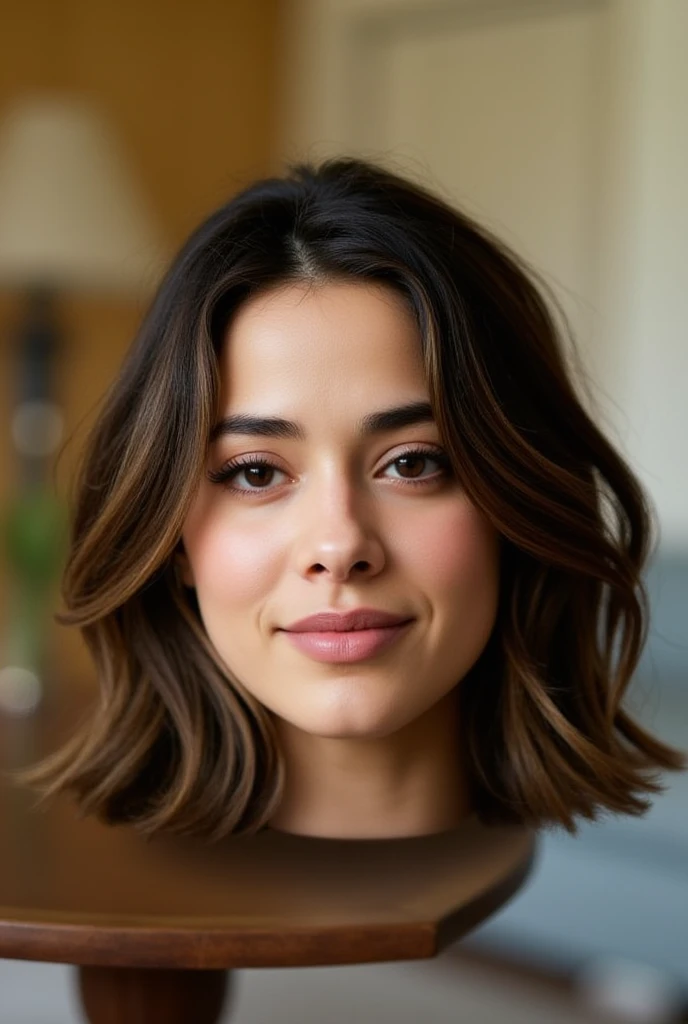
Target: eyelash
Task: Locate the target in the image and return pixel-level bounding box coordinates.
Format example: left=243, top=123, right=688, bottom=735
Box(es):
left=207, top=446, right=453, bottom=496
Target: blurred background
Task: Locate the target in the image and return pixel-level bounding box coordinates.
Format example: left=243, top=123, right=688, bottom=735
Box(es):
left=0, top=0, right=686, bottom=1022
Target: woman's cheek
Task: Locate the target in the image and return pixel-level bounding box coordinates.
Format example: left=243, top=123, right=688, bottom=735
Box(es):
left=405, top=501, right=500, bottom=602
left=190, top=511, right=285, bottom=609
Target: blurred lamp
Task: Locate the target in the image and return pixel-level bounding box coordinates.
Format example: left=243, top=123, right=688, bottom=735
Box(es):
left=0, top=94, right=168, bottom=718
left=0, top=94, right=166, bottom=292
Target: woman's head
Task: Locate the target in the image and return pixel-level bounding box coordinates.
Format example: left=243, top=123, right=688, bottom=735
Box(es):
left=25, top=157, right=684, bottom=838
left=179, top=278, right=501, bottom=757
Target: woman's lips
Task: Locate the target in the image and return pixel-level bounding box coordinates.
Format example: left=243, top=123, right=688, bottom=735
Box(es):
left=280, top=622, right=413, bottom=663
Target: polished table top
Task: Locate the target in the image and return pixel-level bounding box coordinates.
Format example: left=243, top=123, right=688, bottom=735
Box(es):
left=0, top=703, right=536, bottom=971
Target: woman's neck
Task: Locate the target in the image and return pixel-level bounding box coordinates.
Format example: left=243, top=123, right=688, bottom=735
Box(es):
left=266, top=687, right=469, bottom=839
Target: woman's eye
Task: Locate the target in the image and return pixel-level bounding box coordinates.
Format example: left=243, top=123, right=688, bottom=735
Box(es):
left=385, top=451, right=448, bottom=481
left=207, top=457, right=285, bottom=491
left=207, top=448, right=451, bottom=495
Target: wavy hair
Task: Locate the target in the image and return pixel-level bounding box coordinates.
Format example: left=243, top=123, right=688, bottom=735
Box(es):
left=19, top=157, right=685, bottom=838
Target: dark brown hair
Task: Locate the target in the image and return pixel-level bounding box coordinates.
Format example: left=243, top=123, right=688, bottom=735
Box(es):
left=20, top=157, right=685, bottom=839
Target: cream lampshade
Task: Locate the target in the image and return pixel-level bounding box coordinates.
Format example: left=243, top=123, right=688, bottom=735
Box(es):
left=0, top=93, right=167, bottom=294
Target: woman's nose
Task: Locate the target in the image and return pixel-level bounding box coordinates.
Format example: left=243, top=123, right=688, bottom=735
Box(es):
left=294, top=480, right=385, bottom=583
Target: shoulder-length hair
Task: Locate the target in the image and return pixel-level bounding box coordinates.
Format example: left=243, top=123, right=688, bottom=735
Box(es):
left=20, top=157, right=685, bottom=839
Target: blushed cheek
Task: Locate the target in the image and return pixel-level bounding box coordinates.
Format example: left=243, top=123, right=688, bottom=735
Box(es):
left=183, top=508, right=285, bottom=612
left=407, top=501, right=500, bottom=608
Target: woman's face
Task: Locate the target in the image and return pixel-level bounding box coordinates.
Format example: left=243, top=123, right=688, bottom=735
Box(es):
left=180, top=279, right=500, bottom=740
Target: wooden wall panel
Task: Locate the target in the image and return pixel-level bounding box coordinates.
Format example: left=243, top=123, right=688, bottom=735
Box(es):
left=0, top=0, right=284, bottom=693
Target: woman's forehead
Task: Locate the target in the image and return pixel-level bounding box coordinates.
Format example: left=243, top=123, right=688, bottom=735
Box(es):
left=217, top=279, right=427, bottom=410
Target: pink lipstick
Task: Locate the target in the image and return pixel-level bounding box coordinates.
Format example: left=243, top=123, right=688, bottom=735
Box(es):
left=279, top=607, right=414, bottom=663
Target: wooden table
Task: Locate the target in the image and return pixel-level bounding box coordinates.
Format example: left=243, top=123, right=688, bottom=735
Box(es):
left=0, top=707, right=536, bottom=1023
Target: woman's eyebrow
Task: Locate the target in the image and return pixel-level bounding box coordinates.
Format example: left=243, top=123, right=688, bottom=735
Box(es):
left=209, top=400, right=435, bottom=443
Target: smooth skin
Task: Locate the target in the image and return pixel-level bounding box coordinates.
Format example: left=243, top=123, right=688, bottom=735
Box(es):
left=180, top=279, right=501, bottom=839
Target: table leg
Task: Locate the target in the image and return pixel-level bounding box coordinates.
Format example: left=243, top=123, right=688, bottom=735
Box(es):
left=76, top=965, right=230, bottom=1024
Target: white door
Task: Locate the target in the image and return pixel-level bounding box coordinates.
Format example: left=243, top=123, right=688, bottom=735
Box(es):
left=281, top=0, right=615, bottom=412
left=280, top=0, right=688, bottom=547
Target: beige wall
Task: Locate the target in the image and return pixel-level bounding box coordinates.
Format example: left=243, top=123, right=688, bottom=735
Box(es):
left=0, top=0, right=284, bottom=690
left=280, top=0, right=688, bottom=552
